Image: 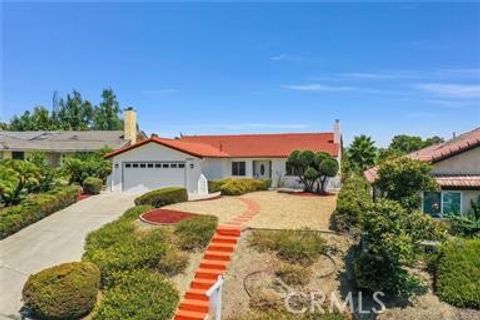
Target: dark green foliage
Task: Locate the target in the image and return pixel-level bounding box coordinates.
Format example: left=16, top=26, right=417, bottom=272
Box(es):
left=388, top=134, right=443, bottom=155
left=216, top=178, right=271, bottom=195
left=0, top=159, right=42, bottom=206
left=330, top=175, right=372, bottom=232
left=134, top=187, right=188, bottom=207
left=83, top=205, right=188, bottom=287
left=353, top=199, right=446, bottom=296
left=93, top=88, right=123, bottom=130
left=448, top=195, right=480, bottom=237
left=61, top=149, right=112, bottom=184
left=84, top=227, right=169, bottom=288
left=248, top=230, right=326, bottom=265
left=376, top=157, right=438, bottom=210
left=287, top=150, right=339, bottom=193
left=22, top=262, right=100, bottom=320
left=347, top=135, right=378, bottom=173
left=83, top=177, right=103, bottom=195
left=6, top=89, right=124, bottom=131
left=435, top=239, right=480, bottom=309
left=0, top=185, right=80, bottom=239
left=91, top=270, right=179, bottom=320
left=208, top=179, right=225, bottom=193
left=174, top=215, right=218, bottom=250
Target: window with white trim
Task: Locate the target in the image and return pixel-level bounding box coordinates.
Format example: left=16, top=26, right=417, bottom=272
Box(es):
left=232, top=161, right=246, bottom=176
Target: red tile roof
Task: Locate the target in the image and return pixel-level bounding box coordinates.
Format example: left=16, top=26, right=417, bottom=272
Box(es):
left=106, top=132, right=339, bottom=159
left=364, top=127, right=480, bottom=184
left=434, top=174, right=480, bottom=189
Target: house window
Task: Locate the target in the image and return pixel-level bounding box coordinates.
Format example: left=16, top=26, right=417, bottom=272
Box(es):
left=442, top=192, right=462, bottom=215
left=132, top=163, right=139, bottom=168
left=171, top=163, right=178, bottom=168
left=125, top=163, right=131, bottom=168
left=423, top=191, right=462, bottom=217
left=162, top=163, right=169, bottom=168
left=155, top=163, right=162, bottom=168
left=232, top=161, right=246, bottom=176
left=140, top=163, right=146, bottom=168
left=147, top=163, right=154, bottom=168
left=178, top=163, right=185, bottom=168
left=12, top=151, right=25, bottom=160
left=286, top=162, right=296, bottom=176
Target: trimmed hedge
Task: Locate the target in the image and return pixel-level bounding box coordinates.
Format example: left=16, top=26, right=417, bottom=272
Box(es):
left=84, top=227, right=169, bottom=288
left=435, top=238, right=480, bottom=309
left=330, top=175, right=372, bottom=233
left=83, top=205, right=190, bottom=287
left=22, top=262, right=100, bottom=320
left=209, top=178, right=271, bottom=195
left=134, top=187, right=188, bottom=207
left=174, top=215, right=218, bottom=250
left=83, top=177, right=102, bottom=195
left=92, top=270, right=179, bottom=320
left=0, top=185, right=80, bottom=239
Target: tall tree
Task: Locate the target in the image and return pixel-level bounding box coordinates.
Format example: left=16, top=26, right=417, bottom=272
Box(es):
left=347, top=135, right=378, bottom=172
left=56, top=90, right=94, bottom=130
left=93, top=88, right=123, bottom=130
left=388, top=134, right=444, bottom=155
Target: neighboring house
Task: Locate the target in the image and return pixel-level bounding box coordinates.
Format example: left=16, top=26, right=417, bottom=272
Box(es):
left=365, top=127, right=480, bottom=216
left=105, top=120, right=342, bottom=194
left=0, top=109, right=142, bottom=166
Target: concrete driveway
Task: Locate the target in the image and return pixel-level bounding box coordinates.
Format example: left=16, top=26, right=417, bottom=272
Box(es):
left=0, top=192, right=137, bottom=319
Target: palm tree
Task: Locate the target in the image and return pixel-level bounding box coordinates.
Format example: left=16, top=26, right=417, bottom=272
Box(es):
left=347, top=135, right=378, bottom=172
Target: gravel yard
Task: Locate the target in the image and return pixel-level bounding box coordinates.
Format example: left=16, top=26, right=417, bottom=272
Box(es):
left=244, top=191, right=337, bottom=230
left=166, top=191, right=337, bottom=230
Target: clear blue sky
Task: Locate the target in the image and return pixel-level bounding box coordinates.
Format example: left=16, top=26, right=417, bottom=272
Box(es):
left=1, top=2, right=479, bottom=146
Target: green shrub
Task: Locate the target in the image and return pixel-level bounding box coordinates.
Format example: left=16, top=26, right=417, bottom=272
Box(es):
left=156, top=248, right=189, bottom=276
left=353, top=199, right=444, bottom=296
left=0, top=185, right=80, bottom=239
left=227, top=310, right=348, bottom=320
left=248, top=230, right=326, bottom=265
left=208, top=179, right=225, bottom=193
left=275, top=263, right=312, bottom=286
left=134, top=187, right=188, bottom=207
left=22, top=262, right=100, bottom=320
left=174, top=215, right=218, bottom=250
left=435, top=239, right=480, bottom=309
left=83, top=177, right=103, bottom=195
left=84, top=228, right=169, bottom=288
left=92, top=270, right=179, bottom=320
left=210, top=178, right=270, bottom=196
left=330, top=175, right=372, bottom=232
left=84, top=205, right=153, bottom=253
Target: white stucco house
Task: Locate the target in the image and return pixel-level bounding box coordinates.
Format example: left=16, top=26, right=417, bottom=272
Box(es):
left=105, top=120, right=342, bottom=195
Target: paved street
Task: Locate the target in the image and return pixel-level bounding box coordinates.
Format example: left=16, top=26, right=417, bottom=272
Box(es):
left=0, top=192, right=137, bottom=319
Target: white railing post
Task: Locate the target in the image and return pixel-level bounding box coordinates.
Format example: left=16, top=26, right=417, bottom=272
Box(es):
left=206, top=275, right=224, bottom=320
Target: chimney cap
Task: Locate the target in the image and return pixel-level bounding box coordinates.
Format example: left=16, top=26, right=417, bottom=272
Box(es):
left=124, top=107, right=136, bottom=111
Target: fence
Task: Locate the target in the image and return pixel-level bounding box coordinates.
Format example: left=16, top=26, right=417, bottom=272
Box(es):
left=206, top=275, right=224, bottom=320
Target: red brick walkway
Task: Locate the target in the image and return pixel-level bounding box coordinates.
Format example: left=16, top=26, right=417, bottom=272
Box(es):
left=174, top=197, right=260, bottom=320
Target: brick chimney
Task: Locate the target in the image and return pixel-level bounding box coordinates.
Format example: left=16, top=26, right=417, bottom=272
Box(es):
left=333, top=119, right=341, bottom=144
left=124, top=108, right=137, bottom=144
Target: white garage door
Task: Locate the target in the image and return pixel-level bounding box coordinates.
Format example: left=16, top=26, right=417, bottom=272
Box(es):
left=122, top=161, right=186, bottom=193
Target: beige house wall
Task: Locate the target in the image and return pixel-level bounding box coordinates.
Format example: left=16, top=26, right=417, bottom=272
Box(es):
left=461, top=190, right=480, bottom=214
left=432, top=146, right=480, bottom=175
left=0, top=151, right=12, bottom=159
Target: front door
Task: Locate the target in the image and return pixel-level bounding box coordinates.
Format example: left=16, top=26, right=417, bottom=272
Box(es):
left=253, top=160, right=271, bottom=179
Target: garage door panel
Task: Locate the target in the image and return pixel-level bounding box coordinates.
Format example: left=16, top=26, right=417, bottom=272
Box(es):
left=123, top=162, right=186, bottom=193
